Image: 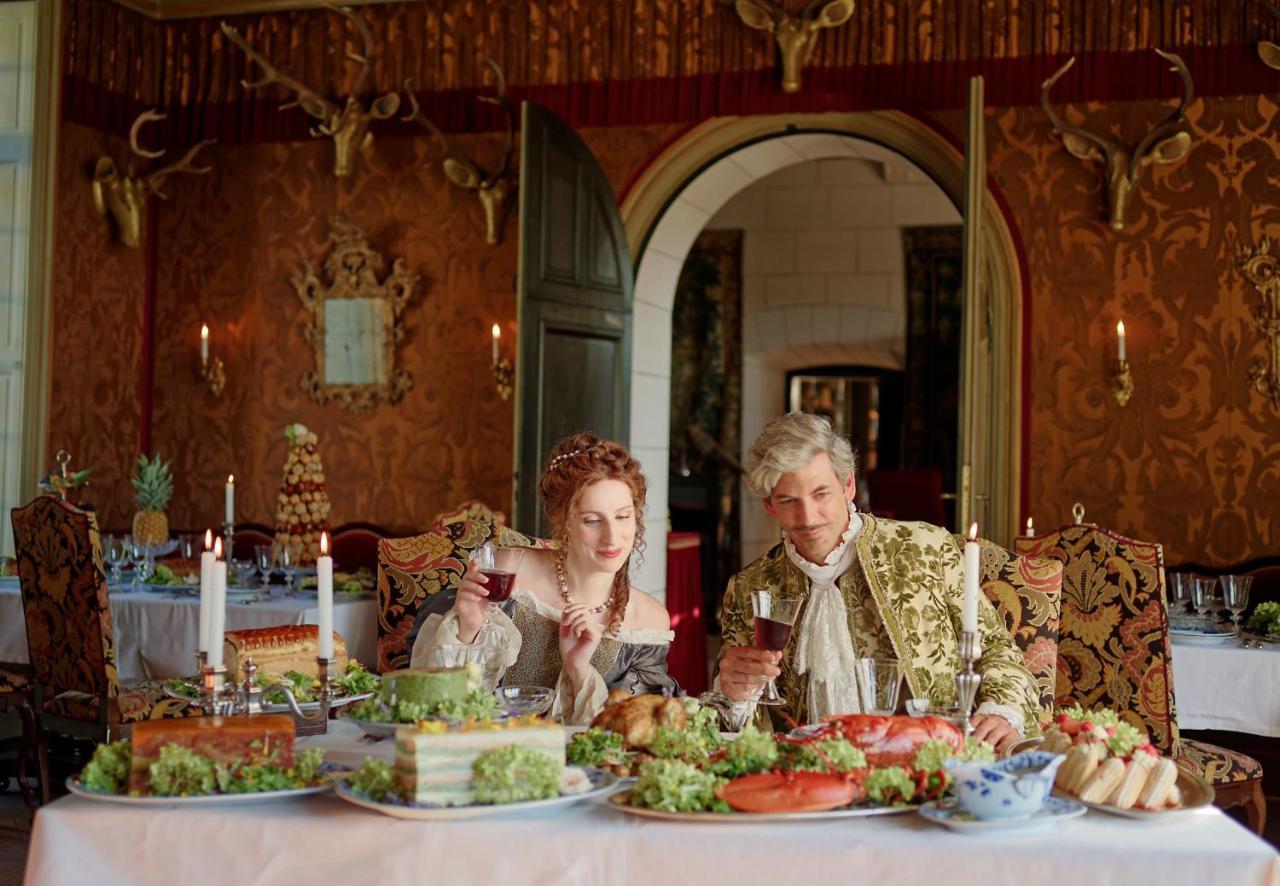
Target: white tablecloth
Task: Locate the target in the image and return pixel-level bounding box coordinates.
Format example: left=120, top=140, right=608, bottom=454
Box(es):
left=0, top=581, right=378, bottom=681
left=23, top=721, right=1280, bottom=886
left=1171, top=637, right=1280, bottom=736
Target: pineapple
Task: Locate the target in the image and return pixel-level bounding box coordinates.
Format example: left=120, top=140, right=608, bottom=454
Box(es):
left=131, top=453, right=173, bottom=546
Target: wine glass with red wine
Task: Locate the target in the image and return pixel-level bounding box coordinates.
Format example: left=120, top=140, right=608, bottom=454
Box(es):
left=750, top=590, right=801, bottom=707
left=472, top=543, right=526, bottom=631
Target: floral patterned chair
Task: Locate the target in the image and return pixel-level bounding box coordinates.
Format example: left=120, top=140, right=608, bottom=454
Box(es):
left=11, top=495, right=199, bottom=803
left=376, top=501, right=543, bottom=673
left=956, top=536, right=1063, bottom=731
left=1016, top=515, right=1266, bottom=834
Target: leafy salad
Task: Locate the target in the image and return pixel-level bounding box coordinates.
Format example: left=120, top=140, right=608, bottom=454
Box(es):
left=80, top=740, right=327, bottom=797
left=1248, top=601, right=1280, bottom=637
left=346, top=686, right=500, bottom=724
left=299, top=568, right=373, bottom=595
left=345, top=744, right=565, bottom=807
left=165, top=660, right=379, bottom=704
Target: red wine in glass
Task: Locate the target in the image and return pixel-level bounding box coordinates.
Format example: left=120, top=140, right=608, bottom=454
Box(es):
left=754, top=616, right=792, bottom=651
left=480, top=569, right=516, bottom=603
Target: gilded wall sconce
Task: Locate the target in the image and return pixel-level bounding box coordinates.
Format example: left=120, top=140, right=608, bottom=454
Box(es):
left=1235, top=237, right=1280, bottom=412
left=403, top=59, right=517, bottom=246
left=1041, top=49, right=1194, bottom=232
left=1259, top=1, right=1280, bottom=69
left=1112, top=319, right=1133, bottom=407
left=220, top=2, right=399, bottom=179
left=729, top=0, right=855, bottom=93
left=92, top=110, right=214, bottom=248
left=199, top=323, right=226, bottom=397
left=491, top=323, right=513, bottom=401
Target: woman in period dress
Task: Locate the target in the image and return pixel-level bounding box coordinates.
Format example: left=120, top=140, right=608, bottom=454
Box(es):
left=410, top=433, right=677, bottom=723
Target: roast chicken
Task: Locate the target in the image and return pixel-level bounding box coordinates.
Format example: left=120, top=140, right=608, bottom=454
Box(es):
left=589, top=689, right=686, bottom=749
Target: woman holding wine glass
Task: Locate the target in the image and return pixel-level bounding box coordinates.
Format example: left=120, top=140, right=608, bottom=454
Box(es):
left=411, top=433, right=677, bottom=724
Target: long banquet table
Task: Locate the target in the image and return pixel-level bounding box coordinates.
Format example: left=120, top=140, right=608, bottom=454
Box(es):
left=22, top=721, right=1280, bottom=886
left=1170, top=635, right=1280, bottom=736
left=0, top=579, right=378, bottom=681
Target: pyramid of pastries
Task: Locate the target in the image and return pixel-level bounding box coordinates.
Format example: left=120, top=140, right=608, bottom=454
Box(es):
left=273, top=423, right=331, bottom=565
left=1043, top=707, right=1182, bottom=810
left=223, top=625, right=348, bottom=682
left=128, top=715, right=295, bottom=795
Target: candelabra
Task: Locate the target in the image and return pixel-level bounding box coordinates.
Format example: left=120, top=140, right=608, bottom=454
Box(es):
left=1112, top=359, right=1133, bottom=406
left=197, top=655, right=335, bottom=736
left=200, top=353, right=226, bottom=397
left=222, top=521, right=236, bottom=567
left=954, top=630, right=982, bottom=743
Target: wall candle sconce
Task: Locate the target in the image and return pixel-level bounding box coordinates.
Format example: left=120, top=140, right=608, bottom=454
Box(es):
left=491, top=323, right=513, bottom=401
left=1112, top=319, right=1133, bottom=406
left=199, top=323, right=226, bottom=396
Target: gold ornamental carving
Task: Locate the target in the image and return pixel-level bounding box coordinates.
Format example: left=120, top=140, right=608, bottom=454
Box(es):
left=92, top=110, right=213, bottom=248
left=730, top=0, right=855, bottom=94
left=1040, top=49, right=1194, bottom=232
left=1235, top=237, right=1280, bottom=412
left=293, top=215, right=419, bottom=412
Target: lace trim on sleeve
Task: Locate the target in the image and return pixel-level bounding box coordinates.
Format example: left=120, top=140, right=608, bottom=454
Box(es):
left=552, top=668, right=608, bottom=726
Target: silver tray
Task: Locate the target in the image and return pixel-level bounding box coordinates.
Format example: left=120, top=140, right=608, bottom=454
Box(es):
left=334, top=767, right=617, bottom=820
left=1054, top=763, right=1214, bottom=820
left=607, top=790, right=915, bottom=822
left=66, top=775, right=332, bottom=806
left=162, top=682, right=374, bottom=714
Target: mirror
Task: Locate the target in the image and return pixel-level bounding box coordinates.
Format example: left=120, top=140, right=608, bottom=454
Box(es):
left=294, top=215, right=420, bottom=411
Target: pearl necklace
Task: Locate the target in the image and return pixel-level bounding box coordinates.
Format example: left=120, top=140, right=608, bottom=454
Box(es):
left=555, top=554, right=619, bottom=615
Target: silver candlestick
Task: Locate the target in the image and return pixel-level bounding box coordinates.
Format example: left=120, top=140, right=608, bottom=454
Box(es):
left=197, top=654, right=335, bottom=735
left=954, top=629, right=982, bottom=742
left=222, top=522, right=236, bottom=565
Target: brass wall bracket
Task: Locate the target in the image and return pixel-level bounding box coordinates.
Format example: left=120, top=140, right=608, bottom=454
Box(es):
left=200, top=355, right=226, bottom=397
left=1112, top=360, right=1134, bottom=406
left=492, top=357, right=513, bottom=401
left=1236, top=237, right=1280, bottom=412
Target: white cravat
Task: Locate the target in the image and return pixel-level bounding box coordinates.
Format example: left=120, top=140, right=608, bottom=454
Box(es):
left=786, top=501, right=863, bottom=722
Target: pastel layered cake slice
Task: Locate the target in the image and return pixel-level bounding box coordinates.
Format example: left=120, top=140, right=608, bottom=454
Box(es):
left=394, top=718, right=565, bottom=806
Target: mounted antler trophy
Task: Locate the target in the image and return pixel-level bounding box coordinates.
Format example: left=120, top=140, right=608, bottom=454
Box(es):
left=220, top=3, right=399, bottom=179
left=92, top=110, right=213, bottom=248
left=1041, top=49, right=1194, bottom=233
left=731, top=0, right=855, bottom=93
left=1258, top=0, right=1280, bottom=69
left=403, top=59, right=517, bottom=246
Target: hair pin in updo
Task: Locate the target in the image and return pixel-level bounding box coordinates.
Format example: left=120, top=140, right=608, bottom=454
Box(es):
left=548, top=446, right=598, bottom=470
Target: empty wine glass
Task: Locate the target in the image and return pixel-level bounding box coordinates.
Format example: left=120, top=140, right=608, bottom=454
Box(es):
left=1220, top=574, right=1253, bottom=631
left=102, top=534, right=128, bottom=585
left=1191, top=576, right=1218, bottom=623
left=854, top=658, right=903, bottom=716
left=1168, top=572, right=1194, bottom=615
left=750, top=590, right=801, bottom=706
left=178, top=533, right=199, bottom=559
left=254, top=544, right=275, bottom=594
left=129, top=535, right=153, bottom=585
left=273, top=540, right=300, bottom=596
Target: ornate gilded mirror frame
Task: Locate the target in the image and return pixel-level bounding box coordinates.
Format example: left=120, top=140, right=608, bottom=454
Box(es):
left=1236, top=236, right=1280, bottom=412
left=293, top=215, right=420, bottom=412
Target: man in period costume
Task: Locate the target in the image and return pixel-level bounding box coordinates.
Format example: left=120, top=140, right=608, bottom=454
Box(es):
left=716, top=412, right=1039, bottom=750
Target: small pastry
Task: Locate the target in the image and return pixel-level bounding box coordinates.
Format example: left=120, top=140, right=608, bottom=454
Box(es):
left=1057, top=743, right=1102, bottom=795
left=1137, top=758, right=1179, bottom=809
left=1106, top=754, right=1154, bottom=809
left=1079, top=757, right=1126, bottom=803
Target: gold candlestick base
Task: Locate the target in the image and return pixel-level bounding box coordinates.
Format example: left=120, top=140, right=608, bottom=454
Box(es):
left=201, top=355, right=226, bottom=397
left=492, top=357, right=513, bottom=401
left=1112, top=360, right=1133, bottom=406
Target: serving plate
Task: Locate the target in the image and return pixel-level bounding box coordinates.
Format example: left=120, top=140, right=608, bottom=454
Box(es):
left=917, top=795, right=1086, bottom=834
left=334, top=767, right=617, bottom=820
left=606, top=790, right=914, bottom=823
left=163, top=680, right=374, bottom=714
left=1054, top=764, right=1213, bottom=820
left=1170, top=628, right=1238, bottom=647
left=66, top=775, right=333, bottom=806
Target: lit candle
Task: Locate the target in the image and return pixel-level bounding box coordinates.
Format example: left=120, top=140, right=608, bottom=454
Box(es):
left=224, top=474, right=235, bottom=526
left=962, top=522, right=980, bottom=634
left=491, top=323, right=500, bottom=364
left=1025, top=516, right=1035, bottom=538
left=317, top=531, right=334, bottom=660
left=1117, top=319, right=1126, bottom=363
left=198, top=529, right=214, bottom=655
left=208, top=537, right=227, bottom=669
left=200, top=324, right=209, bottom=363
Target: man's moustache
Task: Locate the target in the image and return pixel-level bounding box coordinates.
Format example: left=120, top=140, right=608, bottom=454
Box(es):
left=790, top=523, right=829, bottom=533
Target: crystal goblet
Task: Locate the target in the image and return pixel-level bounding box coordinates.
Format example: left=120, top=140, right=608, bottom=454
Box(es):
left=1220, top=574, right=1253, bottom=631
left=470, top=543, right=525, bottom=640
left=1190, top=576, right=1218, bottom=623
left=854, top=658, right=902, bottom=716
left=750, top=590, right=801, bottom=707
left=254, top=544, right=274, bottom=594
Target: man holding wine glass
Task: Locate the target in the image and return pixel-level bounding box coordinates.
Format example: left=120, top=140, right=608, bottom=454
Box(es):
left=715, top=412, right=1040, bottom=752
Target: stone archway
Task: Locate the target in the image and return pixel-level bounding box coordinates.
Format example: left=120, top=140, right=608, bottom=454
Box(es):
left=618, top=114, right=1026, bottom=599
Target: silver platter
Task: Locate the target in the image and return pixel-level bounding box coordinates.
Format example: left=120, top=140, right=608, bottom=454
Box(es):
left=66, top=776, right=331, bottom=806
left=607, top=790, right=914, bottom=823
left=333, top=768, right=618, bottom=820
left=1054, top=764, right=1214, bottom=820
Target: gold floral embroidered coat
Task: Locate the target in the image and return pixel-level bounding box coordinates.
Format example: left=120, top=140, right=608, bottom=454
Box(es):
left=719, top=514, right=1042, bottom=735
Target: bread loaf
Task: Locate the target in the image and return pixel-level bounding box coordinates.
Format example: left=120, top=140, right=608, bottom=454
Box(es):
left=223, top=625, right=348, bottom=682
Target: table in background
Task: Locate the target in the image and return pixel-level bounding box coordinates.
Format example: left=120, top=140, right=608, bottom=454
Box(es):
left=665, top=531, right=707, bottom=695
left=1171, top=636, right=1280, bottom=736
left=0, top=579, right=378, bottom=681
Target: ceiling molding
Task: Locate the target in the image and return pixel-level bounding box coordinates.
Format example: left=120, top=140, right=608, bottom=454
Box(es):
left=107, top=0, right=413, bottom=21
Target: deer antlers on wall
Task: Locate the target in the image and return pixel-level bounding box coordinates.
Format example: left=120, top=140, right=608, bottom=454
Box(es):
left=731, top=0, right=855, bottom=93
left=1041, top=49, right=1194, bottom=233
left=1259, top=0, right=1280, bottom=69
left=403, top=59, right=518, bottom=246
left=92, top=110, right=213, bottom=248
left=220, top=2, right=399, bottom=178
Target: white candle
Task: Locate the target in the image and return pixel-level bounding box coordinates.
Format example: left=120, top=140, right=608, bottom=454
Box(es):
left=198, top=529, right=214, bottom=655
left=200, top=324, right=209, bottom=363
left=491, top=323, right=500, bottom=364
left=317, top=531, right=334, bottom=660
left=962, top=522, right=980, bottom=634
left=1116, top=319, right=1126, bottom=363
left=224, top=474, right=235, bottom=526
left=208, top=537, right=227, bottom=669
left=1025, top=516, right=1035, bottom=538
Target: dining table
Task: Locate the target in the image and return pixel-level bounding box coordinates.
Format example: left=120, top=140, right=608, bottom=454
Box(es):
left=0, top=577, right=379, bottom=681
left=22, top=717, right=1280, bottom=886
left=1170, top=631, right=1280, bottom=737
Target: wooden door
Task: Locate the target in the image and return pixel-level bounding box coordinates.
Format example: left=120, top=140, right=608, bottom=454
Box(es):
left=514, top=102, right=633, bottom=536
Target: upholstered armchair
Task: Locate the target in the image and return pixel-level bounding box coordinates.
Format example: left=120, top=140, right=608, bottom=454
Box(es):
left=11, top=495, right=199, bottom=803
left=376, top=501, right=542, bottom=673
left=1016, top=519, right=1266, bottom=834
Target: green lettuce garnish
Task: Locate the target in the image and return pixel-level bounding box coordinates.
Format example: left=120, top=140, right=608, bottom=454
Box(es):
left=566, top=728, right=628, bottom=769
left=911, top=738, right=957, bottom=772
left=706, top=725, right=777, bottom=778
left=348, top=758, right=397, bottom=802
left=955, top=736, right=997, bottom=762
left=782, top=738, right=867, bottom=773
left=81, top=741, right=131, bottom=794
left=865, top=766, right=915, bottom=805
left=149, top=744, right=217, bottom=796
left=472, top=746, right=560, bottom=804
left=631, top=759, right=729, bottom=813
left=1249, top=601, right=1280, bottom=636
